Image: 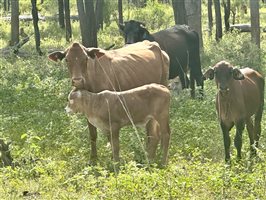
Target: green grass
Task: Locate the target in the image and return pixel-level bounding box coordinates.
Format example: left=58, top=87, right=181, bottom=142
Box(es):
left=1, top=1, right=266, bottom=199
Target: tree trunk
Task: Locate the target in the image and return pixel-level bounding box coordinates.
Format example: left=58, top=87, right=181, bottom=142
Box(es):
left=77, top=0, right=89, bottom=47
left=10, top=0, right=19, bottom=46
left=207, top=0, right=213, bottom=37
left=84, top=0, right=97, bottom=47
left=118, top=0, right=123, bottom=24
left=58, top=0, right=65, bottom=28
left=223, top=0, right=230, bottom=32
left=31, top=0, right=42, bottom=55
left=4, top=0, right=11, bottom=11
left=64, top=0, right=72, bottom=42
left=250, top=0, right=260, bottom=48
left=214, top=0, right=222, bottom=41
left=185, top=0, right=203, bottom=48
left=77, top=0, right=97, bottom=47
left=172, top=0, right=187, bottom=25
left=95, top=0, right=104, bottom=31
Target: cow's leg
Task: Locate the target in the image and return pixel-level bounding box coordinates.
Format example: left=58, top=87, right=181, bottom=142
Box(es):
left=189, top=73, right=196, bottom=98
left=254, top=104, right=263, bottom=147
left=160, top=118, right=171, bottom=166
left=176, top=64, right=189, bottom=89
left=146, top=119, right=160, bottom=163
left=234, top=120, right=245, bottom=160
left=88, top=122, right=97, bottom=163
left=196, top=76, right=204, bottom=99
left=109, top=126, right=120, bottom=163
left=246, top=118, right=256, bottom=157
left=221, top=121, right=233, bottom=162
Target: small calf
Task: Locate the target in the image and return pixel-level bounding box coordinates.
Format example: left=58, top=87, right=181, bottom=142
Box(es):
left=204, top=61, right=264, bottom=162
left=65, top=83, right=171, bottom=165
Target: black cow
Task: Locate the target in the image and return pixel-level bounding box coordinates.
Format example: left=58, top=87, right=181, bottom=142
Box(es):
left=119, top=20, right=203, bottom=98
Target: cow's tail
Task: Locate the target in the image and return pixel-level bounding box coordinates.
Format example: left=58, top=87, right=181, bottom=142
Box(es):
left=187, top=31, right=203, bottom=87
left=254, top=77, right=265, bottom=146
left=160, top=49, right=170, bottom=87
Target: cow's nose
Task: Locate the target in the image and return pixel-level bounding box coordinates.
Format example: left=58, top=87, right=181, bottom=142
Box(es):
left=219, top=85, right=229, bottom=91
left=72, top=77, right=84, bottom=87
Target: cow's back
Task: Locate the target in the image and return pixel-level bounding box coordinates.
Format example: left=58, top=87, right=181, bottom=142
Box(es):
left=152, top=28, right=189, bottom=79
left=241, top=68, right=264, bottom=116
left=91, top=41, right=169, bottom=92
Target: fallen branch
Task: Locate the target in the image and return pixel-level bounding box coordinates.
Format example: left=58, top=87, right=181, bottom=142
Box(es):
left=230, top=24, right=266, bottom=33
left=13, top=34, right=33, bottom=54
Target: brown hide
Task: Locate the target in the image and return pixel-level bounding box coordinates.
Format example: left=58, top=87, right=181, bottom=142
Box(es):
left=49, top=41, right=169, bottom=92
left=204, top=61, right=264, bottom=161
left=66, top=83, right=171, bottom=165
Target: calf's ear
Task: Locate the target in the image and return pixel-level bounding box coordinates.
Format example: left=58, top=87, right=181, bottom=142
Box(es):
left=233, top=68, right=245, bottom=80
left=203, top=68, right=214, bottom=80
left=48, top=51, right=65, bottom=62
left=71, top=90, right=82, bottom=99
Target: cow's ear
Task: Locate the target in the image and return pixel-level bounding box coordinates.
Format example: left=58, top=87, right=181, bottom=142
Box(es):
left=119, top=23, right=125, bottom=32
left=85, top=48, right=105, bottom=59
left=203, top=68, right=214, bottom=80
left=48, top=51, right=65, bottom=62
left=141, top=28, right=150, bottom=40
left=233, top=68, right=245, bottom=80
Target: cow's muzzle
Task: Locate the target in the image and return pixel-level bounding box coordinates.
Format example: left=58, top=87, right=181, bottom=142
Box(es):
left=72, top=77, right=84, bottom=88
left=219, top=86, right=229, bottom=91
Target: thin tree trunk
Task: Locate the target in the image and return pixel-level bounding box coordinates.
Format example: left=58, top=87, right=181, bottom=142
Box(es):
left=77, top=0, right=90, bottom=47
left=64, top=0, right=72, bottom=42
left=208, top=0, right=213, bottom=37
left=214, top=0, right=222, bottom=41
left=31, top=0, right=42, bottom=55
left=172, top=0, right=187, bottom=25
left=58, top=0, right=65, bottom=28
left=4, top=0, right=11, bottom=11
left=118, top=0, right=123, bottom=24
left=77, top=0, right=97, bottom=47
left=250, top=0, right=260, bottom=48
left=95, top=0, right=104, bottom=30
left=84, top=0, right=97, bottom=47
left=185, top=0, right=203, bottom=48
left=223, top=0, right=230, bottom=32
left=10, top=0, right=19, bottom=46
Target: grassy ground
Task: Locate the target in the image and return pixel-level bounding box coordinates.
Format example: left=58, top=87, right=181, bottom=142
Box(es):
left=1, top=2, right=266, bottom=199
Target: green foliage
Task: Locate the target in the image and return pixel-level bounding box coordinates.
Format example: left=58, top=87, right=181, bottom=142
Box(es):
left=124, top=0, right=175, bottom=31
left=1, top=1, right=266, bottom=199
left=202, top=32, right=266, bottom=74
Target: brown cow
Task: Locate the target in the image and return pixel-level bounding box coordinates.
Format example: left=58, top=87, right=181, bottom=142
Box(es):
left=48, top=41, right=169, bottom=163
left=65, top=83, right=171, bottom=165
left=204, top=61, right=264, bottom=162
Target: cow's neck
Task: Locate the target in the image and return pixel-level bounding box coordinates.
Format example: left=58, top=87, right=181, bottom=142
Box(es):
left=216, top=82, right=238, bottom=120
left=81, top=91, right=98, bottom=116
left=144, top=34, right=155, bottom=42
left=85, top=58, right=111, bottom=92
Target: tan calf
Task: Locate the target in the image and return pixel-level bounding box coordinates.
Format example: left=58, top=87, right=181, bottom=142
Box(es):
left=65, top=83, right=171, bottom=165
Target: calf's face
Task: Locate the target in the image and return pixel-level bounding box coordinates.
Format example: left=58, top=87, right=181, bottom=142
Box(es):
left=203, top=61, right=245, bottom=91
left=65, top=90, right=83, bottom=114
